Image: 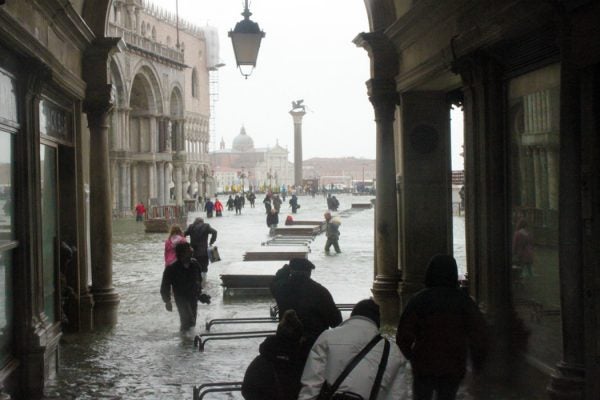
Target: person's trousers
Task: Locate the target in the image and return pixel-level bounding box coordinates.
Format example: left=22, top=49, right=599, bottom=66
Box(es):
left=175, top=298, right=198, bottom=331
left=412, top=375, right=462, bottom=400
left=325, top=238, right=341, bottom=253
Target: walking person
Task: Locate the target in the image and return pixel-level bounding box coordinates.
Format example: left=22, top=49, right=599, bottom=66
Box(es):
left=164, top=225, right=187, bottom=267
left=160, top=242, right=211, bottom=332
left=242, top=309, right=306, bottom=400
left=272, top=194, right=282, bottom=213
left=267, top=208, right=279, bottom=236
left=289, top=193, right=299, bottom=214
left=396, top=254, right=489, bottom=400
left=184, top=217, right=217, bottom=285
left=298, top=299, right=405, bottom=399
left=134, top=201, right=146, bottom=222
left=263, top=193, right=272, bottom=214
left=226, top=195, right=235, bottom=211
left=204, top=198, right=214, bottom=218
left=234, top=194, right=243, bottom=215
left=248, top=192, right=256, bottom=208
left=270, top=259, right=342, bottom=354
left=324, top=212, right=341, bottom=254
left=512, top=218, right=534, bottom=278
left=214, top=197, right=224, bottom=217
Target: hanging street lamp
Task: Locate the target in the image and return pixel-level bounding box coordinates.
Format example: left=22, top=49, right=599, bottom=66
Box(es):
left=228, top=0, right=265, bottom=78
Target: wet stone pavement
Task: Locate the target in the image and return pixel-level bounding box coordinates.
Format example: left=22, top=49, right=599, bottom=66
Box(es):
left=44, top=194, right=544, bottom=399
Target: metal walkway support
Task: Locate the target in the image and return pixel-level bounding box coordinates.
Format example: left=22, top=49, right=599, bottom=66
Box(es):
left=193, top=382, right=242, bottom=400
left=194, top=330, right=276, bottom=351
left=205, top=317, right=277, bottom=331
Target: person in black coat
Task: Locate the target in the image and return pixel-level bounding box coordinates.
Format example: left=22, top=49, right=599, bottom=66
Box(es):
left=289, top=194, right=299, bottom=213
left=270, top=259, right=342, bottom=353
left=266, top=209, right=279, bottom=236
left=242, top=309, right=306, bottom=400
left=184, top=218, right=217, bottom=277
left=396, top=254, right=489, bottom=400
left=160, top=242, right=208, bottom=331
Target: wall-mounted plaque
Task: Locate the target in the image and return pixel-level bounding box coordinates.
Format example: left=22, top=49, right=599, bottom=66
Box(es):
left=40, top=98, right=72, bottom=143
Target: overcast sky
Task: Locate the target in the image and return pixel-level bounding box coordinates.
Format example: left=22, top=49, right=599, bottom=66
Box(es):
left=153, top=0, right=464, bottom=169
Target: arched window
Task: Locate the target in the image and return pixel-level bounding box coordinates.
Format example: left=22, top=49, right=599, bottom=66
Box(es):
left=151, top=26, right=156, bottom=41
left=166, top=36, right=171, bottom=47
left=141, top=21, right=146, bottom=35
left=191, top=68, right=198, bottom=98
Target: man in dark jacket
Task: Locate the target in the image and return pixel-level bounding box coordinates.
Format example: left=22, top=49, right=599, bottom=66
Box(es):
left=270, top=259, right=342, bottom=353
left=396, top=254, right=489, bottom=400
left=242, top=309, right=305, bottom=400
left=184, top=218, right=217, bottom=279
left=266, top=209, right=279, bottom=236
left=160, top=242, right=208, bottom=331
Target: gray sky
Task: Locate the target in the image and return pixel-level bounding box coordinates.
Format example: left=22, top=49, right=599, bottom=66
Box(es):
left=154, top=0, right=464, bottom=169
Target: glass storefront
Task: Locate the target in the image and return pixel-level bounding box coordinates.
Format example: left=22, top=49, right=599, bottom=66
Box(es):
left=509, top=64, right=562, bottom=367
left=40, top=145, right=58, bottom=323
left=0, top=66, right=16, bottom=367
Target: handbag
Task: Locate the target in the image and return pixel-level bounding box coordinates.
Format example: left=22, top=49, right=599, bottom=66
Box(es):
left=317, top=334, right=390, bottom=400
left=208, top=246, right=221, bottom=262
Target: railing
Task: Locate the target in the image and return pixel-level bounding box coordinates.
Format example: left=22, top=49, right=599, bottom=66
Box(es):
left=145, top=205, right=187, bottom=220
left=194, top=330, right=277, bottom=351
left=107, top=23, right=185, bottom=64
left=192, top=382, right=242, bottom=400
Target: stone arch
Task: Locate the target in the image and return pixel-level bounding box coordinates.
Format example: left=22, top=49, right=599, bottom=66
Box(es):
left=362, top=0, right=397, bottom=31
left=131, top=62, right=164, bottom=114
left=108, top=57, right=127, bottom=153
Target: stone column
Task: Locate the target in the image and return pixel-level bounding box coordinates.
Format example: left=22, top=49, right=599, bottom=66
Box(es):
left=367, top=79, right=401, bottom=325
left=82, top=38, right=123, bottom=329
left=397, top=92, right=453, bottom=308
left=289, top=109, right=306, bottom=188
left=130, top=163, right=138, bottom=208
left=547, top=18, right=585, bottom=398
left=125, top=163, right=131, bottom=210
left=119, top=161, right=128, bottom=214
left=149, top=162, right=157, bottom=200
left=175, top=166, right=183, bottom=205
left=354, top=31, right=400, bottom=326
left=85, top=97, right=120, bottom=327
left=164, top=165, right=171, bottom=204
left=533, top=147, right=543, bottom=208
left=157, top=163, right=165, bottom=205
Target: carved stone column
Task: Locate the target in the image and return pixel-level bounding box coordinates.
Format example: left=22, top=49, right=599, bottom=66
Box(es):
left=157, top=162, right=165, bottom=205
left=175, top=166, right=183, bottom=206
left=83, top=38, right=124, bottom=328
left=368, top=78, right=401, bottom=325
left=396, top=91, right=453, bottom=308
left=289, top=109, right=306, bottom=188
left=354, top=31, right=401, bottom=326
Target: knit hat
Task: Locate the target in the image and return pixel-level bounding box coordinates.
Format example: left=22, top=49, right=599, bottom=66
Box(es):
left=351, top=299, right=381, bottom=328
left=277, top=309, right=303, bottom=341
left=289, top=258, right=315, bottom=271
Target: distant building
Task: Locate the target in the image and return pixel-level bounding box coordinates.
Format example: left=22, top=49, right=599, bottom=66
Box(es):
left=107, top=0, right=220, bottom=214
left=210, top=127, right=294, bottom=192
left=303, top=157, right=376, bottom=190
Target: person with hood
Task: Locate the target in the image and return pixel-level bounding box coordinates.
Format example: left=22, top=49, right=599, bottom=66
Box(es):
left=226, top=195, right=235, bottom=211
left=164, top=224, right=187, bottom=267
left=396, top=254, right=489, bottom=400
left=214, top=197, right=224, bottom=217
left=289, top=193, right=299, bottom=213
left=204, top=198, right=214, bottom=218
left=270, top=259, right=342, bottom=356
left=324, top=211, right=341, bottom=254
left=184, top=217, right=217, bottom=283
left=267, top=208, right=279, bottom=236
left=298, top=299, right=405, bottom=400
left=242, top=309, right=306, bottom=400
left=160, top=242, right=210, bottom=332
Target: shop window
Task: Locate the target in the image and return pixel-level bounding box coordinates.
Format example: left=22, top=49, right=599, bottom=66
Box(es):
left=40, top=145, right=58, bottom=323
left=509, top=64, right=561, bottom=367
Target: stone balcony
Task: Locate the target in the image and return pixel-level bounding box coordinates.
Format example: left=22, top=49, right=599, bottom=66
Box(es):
left=107, top=23, right=185, bottom=67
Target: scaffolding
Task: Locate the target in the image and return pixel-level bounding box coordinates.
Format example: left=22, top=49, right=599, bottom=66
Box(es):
left=209, top=68, right=220, bottom=153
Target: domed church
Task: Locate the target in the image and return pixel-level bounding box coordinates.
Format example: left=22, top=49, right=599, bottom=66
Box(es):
left=210, top=127, right=294, bottom=192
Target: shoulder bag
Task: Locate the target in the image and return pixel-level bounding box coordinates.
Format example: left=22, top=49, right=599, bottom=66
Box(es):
left=317, top=335, right=390, bottom=400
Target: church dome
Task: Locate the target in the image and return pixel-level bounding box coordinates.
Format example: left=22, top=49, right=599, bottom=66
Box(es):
left=232, top=126, right=254, bottom=152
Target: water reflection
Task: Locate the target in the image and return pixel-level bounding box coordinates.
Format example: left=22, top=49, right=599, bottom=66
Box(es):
left=47, top=195, right=472, bottom=399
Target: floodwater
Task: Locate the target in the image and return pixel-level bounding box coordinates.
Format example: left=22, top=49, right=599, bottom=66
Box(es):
left=44, top=194, right=539, bottom=399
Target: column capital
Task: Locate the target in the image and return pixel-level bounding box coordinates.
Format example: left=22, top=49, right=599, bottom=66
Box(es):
left=289, top=110, right=306, bottom=124
left=21, top=58, right=52, bottom=100
left=367, top=78, right=399, bottom=122
left=353, top=31, right=398, bottom=79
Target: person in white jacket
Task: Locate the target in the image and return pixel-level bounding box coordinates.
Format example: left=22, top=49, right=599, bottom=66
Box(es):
left=298, top=299, right=405, bottom=400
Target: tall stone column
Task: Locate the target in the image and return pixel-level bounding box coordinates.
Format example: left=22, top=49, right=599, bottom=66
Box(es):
left=149, top=162, right=157, bottom=200
left=157, top=163, right=165, bottom=205
left=125, top=163, right=131, bottom=210
left=83, top=38, right=123, bottom=328
left=397, top=92, right=453, bottom=308
left=164, top=164, right=171, bottom=204
left=175, top=166, right=183, bottom=206
left=289, top=109, right=306, bottom=188
left=533, top=147, right=543, bottom=208
left=368, top=79, right=401, bottom=325
left=547, top=17, right=585, bottom=398
left=131, top=163, right=138, bottom=207
left=355, top=31, right=400, bottom=326
left=85, top=100, right=120, bottom=328
left=119, top=161, right=128, bottom=213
